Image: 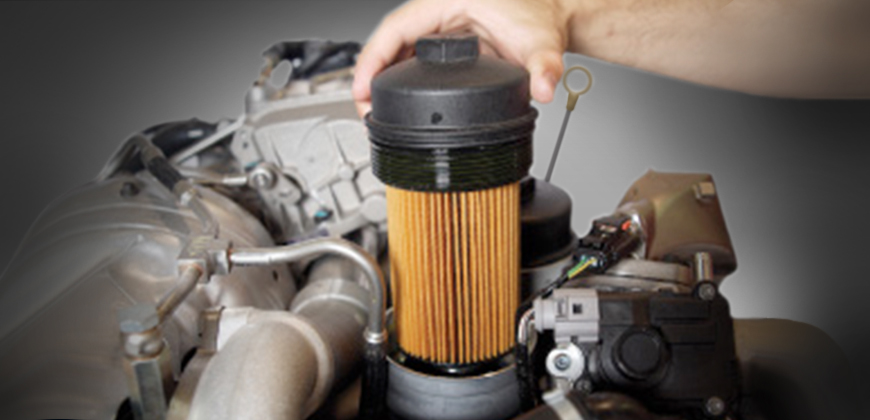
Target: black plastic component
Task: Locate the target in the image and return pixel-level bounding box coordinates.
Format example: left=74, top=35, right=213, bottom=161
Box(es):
left=145, top=155, right=183, bottom=192
left=577, top=214, right=641, bottom=271
left=113, top=119, right=218, bottom=176
left=415, top=34, right=480, bottom=63
left=614, top=329, right=667, bottom=380
left=521, top=177, right=576, bottom=268
left=582, top=392, right=662, bottom=420
left=147, top=119, right=217, bottom=158
left=367, top=33, right=536, bottom=191
left=263, top=40, right=360, bottom=80
left=512, top=404, right=561, bottom=420
left=590, top=291, right=741, bottom=418
left=114, top=398, right=133, bottom=420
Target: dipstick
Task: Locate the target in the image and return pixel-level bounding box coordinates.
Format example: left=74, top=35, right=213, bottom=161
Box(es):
left=544, top=66, right=592, bottom=182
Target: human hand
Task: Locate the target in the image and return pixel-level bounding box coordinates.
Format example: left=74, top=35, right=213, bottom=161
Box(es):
left=352, top=0, right=574, bottom=117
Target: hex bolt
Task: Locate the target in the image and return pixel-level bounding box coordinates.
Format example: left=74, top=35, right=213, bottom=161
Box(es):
left=251, top=170, right=275, bottom=190
left=554, top=353, right=572, bottom=371
left=575, top=379, right=593, bottom=393
left=119, top=182, right=140, bottom=198
left=705, top=396, right=726, bottom=417
left=694, top=181, right=717, bottom=201
left=698, top=283, right=718, bottom=301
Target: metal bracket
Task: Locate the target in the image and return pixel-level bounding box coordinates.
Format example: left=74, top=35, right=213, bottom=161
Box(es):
left=118, top=304, right=174, bottom=420
left=177, top=236, right=231, bottom=276
left=542, top=388, right=585, bottom=420
left=546, top=342, right=586, bottom=391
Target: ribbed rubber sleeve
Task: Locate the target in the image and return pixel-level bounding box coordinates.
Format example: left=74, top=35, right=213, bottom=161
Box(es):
left=145, top=157, right=184, bottom=192
left=358, top=341, right=388, bottom=420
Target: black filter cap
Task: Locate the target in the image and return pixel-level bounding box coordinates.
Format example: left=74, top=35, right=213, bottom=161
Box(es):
left=366, top=33, right=536, bottom=191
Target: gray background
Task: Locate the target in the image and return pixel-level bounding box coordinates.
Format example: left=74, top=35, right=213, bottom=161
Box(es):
left=1, top=0, right=868, bottom=387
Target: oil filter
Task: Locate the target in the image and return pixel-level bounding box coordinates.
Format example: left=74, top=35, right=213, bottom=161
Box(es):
left=367, top=33, right=536, bottom=372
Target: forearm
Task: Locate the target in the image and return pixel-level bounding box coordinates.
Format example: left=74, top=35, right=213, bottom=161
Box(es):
left=565, top=0, right=870, bottom=98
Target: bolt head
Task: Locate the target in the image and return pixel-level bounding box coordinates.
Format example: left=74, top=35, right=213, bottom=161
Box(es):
left=251, top=171, right=275, bottom=190
left=698, top=283, right=718, bottom=301
left=705, top=396, right=726, bottom=417
left=119, top=182, right=140, bottom=198
left=575, top=379, right=593, bottom=393
left=554, top=354, right=572, bottom=371
left=694, top=181, right=717, bottom=201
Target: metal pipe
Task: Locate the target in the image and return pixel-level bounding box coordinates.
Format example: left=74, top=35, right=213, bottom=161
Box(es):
left=156, top=265, right=204, bottom=323
left=517, top=308, right=535, bottom=345
left=176, top=166, right=248, bottom=187
left=229, top=237, right=386, bottom=343
left=360, top=225, right=380, bottom=257
left=544, top=108, right=572, bottom=183
left=188, top=314, right=327, bottom=420
left=189, top=272, right=370, bottom=420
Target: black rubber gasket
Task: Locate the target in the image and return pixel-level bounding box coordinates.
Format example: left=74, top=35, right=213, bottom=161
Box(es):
left=393, top=348, right=516, bottom=377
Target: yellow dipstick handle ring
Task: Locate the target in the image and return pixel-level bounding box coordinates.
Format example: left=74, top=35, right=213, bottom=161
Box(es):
left=563, top=66, right=592, bottom=111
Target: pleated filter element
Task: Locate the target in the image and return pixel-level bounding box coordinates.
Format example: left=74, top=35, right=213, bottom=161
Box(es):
left=387, top=183, right=520, bottom=365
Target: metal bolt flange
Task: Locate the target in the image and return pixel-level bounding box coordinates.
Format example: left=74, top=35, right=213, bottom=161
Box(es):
left=554, top=354, right=572, bottom=371
left=705, top=396, right=726, bottom=417
left=698, top=283, right=718, bottom=301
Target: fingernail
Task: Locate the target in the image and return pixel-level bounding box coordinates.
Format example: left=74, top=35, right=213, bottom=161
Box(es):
left=536, top=74, right=555, bottom=103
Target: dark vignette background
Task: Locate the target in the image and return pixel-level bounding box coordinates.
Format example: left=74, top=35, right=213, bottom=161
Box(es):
left=1, top=0, right=868, bottom=396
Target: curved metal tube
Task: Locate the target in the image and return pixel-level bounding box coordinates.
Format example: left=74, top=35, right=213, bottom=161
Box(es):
left=516, top=308, right=535, bottom=345
left=184, top=257, right=371, bottom=420
left=176, top=166, right=248, bottom=187
left=229, top=237, right=387, bottom=343
left=188, top=316, right=329, bottom=420
left=156, top=265, right=204, bottom=323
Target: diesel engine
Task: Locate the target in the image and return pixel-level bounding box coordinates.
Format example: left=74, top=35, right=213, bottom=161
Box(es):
left=0, top=35, right=858, bottom=420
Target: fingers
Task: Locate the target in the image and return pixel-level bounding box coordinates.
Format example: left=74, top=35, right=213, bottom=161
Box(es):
left=525, top=49, right=564, bottom=103
left=353, top=0, right=568, bottom=115
left=465, top=0, right=567, bottom=103
left=353, top=0, right=447, bottom=116
left=355, top=100, right=372, bottom=119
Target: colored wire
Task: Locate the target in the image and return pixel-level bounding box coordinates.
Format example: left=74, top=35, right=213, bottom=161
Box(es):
left=567, top=256, right=597, bottom=279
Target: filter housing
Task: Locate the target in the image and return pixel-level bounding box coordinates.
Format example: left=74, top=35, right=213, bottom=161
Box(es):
left=367, top=33, right=536, bottom=373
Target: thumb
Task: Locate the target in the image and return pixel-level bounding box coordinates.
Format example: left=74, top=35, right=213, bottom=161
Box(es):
left=525, top=50, right=563, bottom=104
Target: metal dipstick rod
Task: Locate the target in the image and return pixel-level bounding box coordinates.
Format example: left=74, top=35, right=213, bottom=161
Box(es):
left=544, top=66, right=592, bottom=183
